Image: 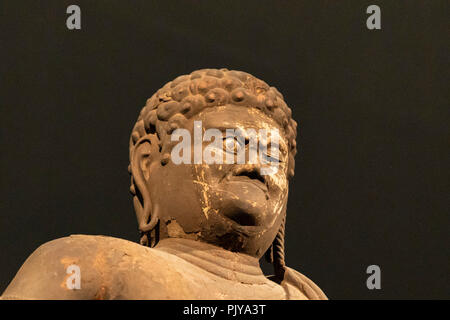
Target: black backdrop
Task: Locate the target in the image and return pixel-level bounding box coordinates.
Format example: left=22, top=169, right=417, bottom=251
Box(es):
left=0, top=1, right=448, bottom=299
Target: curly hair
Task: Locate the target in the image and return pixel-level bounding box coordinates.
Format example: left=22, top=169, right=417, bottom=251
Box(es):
left=128, top=68, right=298, bottom=278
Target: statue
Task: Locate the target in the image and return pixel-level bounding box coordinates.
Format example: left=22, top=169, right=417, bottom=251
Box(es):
left=1, top=69, right=327, bottom=300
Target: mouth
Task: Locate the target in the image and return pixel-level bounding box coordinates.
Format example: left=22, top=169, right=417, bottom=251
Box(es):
left=225, top=209, right=257, bottom=226
left=222, top=166, right=268, bottom=192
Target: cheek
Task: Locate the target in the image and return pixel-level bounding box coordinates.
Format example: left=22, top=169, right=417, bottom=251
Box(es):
left=149, top=163, right=205, bottom=227
left=267, top=163, right=289, bottom=194
left=191, top=164, right=221, bottom=219
left=193, top=163, right=231, bottom=185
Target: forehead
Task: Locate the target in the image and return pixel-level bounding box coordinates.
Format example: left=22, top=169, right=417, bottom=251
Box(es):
left=195, top=104, right=283, bottom=132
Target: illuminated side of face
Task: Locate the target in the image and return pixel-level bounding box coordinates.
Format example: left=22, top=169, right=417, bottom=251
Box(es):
left=146, top=105, right=290, bottom=258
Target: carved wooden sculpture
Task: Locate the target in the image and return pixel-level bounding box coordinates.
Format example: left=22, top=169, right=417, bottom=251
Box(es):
left=1, top=69, right=327, bottom=300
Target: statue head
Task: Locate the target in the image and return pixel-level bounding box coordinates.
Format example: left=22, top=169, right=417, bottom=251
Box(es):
left=129, top=68, right=297, bottom=273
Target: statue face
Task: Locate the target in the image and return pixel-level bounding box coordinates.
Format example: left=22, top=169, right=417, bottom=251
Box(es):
left=146, top=105, right=290, bottom=258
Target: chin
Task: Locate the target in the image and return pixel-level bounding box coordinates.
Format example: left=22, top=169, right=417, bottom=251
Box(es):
left=210, top=194, right=270, bottom=226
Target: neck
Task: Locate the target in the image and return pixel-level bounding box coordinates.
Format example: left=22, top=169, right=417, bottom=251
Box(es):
left=154, top=238, right=268, bottom=284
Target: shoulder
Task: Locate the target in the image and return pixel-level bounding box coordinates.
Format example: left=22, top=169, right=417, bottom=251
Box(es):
left=1, top=235, right=172, bottom=299
left=280, top=267, right=328, bottom=300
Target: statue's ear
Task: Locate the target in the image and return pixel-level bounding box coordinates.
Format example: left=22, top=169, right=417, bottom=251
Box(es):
left=130, top=135, right=161, bottom=237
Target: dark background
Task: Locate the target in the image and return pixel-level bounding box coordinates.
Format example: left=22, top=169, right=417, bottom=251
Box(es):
left=0, top=0, right=448, bottom=299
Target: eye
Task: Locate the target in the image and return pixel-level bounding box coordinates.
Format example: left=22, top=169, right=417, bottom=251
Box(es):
left=223, top=136, right=244, bottom=153
left=262, top=142, right=282, bottom=163
left=261, top=152, right=280, bottom=163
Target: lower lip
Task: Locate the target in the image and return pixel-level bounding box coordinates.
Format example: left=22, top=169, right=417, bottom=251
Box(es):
left=231, top=224, right=265, bottom=236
